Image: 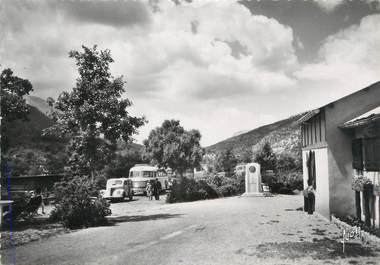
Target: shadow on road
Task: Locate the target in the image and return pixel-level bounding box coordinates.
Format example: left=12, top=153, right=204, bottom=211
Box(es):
left=107, top=213, right=183, bottom=224
left=284, top=206, right=303, bottom=211
left=235, top=238, right=379, bottom=261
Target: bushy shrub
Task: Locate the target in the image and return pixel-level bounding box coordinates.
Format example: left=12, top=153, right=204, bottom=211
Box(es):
left=165, top=173, right=246, bottom=203
left=166, top=177, right=218, bottom=203
left=50, top=176, right=111, bottom=228
left=206, top=174, right=223, bottom=187
left=273, top=153, right=303, bottom=192
left=206, top=174, right=244, bottom=197
left=264, top=170, right=303, bottom=193
left=216, top=184, right=236, bottom=197
left=283, top=171, right=303, bottom=190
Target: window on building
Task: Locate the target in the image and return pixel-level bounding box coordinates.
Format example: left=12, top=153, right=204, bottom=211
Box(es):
left=302, top=112, right=326, bottom=147
left=352, top=138, right=363, bottom=170
left=363, top=137, right=380, bottom=171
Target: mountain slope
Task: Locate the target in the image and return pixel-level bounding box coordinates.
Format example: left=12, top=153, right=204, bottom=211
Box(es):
left=206, top=112, right=306, bottom=159
left=26, top=96, right=53, bottom=116
left=3, top=96, right=145, bottom=176
left=5, top=105, right=55, bottom=149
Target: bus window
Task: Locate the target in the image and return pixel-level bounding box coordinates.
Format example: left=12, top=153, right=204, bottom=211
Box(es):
left=130, top=171, right=141, bottom=178
left=141, top=171, right=156, bottom=178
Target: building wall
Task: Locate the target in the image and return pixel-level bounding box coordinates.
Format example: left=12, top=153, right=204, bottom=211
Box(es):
left=327, top=146, right=356, bottom=217
left=302, top=147, right=330, bottom=218
left=324, top=82, right=380, bottom=217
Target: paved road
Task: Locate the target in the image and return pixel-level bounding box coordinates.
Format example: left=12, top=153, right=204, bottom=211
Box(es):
left=2, top=195, right=380, bottom=265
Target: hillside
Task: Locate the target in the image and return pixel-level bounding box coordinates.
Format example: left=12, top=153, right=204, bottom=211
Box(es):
left=3, top=96, right=145, bottom=176
left=26, top=95, right=53, bottom=116
left=4, top=105, right=55, bottom=149
left=2, top=105, right=66, bottom=176
left=205, top=112, right=306, bottom=159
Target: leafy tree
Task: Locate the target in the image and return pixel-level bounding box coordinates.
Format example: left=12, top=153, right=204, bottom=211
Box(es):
left=0, top=68, right=33, bottom=122
left=0, top=68, right=33, bottom=152
left=275, top=153, right=303, bottom=191
left=216, top=148, right=238, bottom=177
left=103, top=149, right=146, bottom=179
left=143, top=120, right=204, bottom=176
left=44, top=45, right=146, bottom=180
left=277, top=153, right=302, bottom=173
left=202, top=153, right=218, bottom=173
left=254, top=141, right=277, bottom=173
left=238, top=148, right=253, bottom=163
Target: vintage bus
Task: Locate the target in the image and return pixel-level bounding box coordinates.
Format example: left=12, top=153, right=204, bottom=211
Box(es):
left=129, top=164, right=170, bottom=195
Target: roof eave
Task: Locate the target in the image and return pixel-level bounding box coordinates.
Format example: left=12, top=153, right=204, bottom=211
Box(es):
left=339, top=114, right=380, bottom=129
left=297, top=109, right=320, bottom=124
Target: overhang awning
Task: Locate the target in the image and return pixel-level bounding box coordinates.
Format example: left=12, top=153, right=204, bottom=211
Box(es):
left=340, top=106, right=380, bottom=129
left=297, top=109, right=320, bottom=124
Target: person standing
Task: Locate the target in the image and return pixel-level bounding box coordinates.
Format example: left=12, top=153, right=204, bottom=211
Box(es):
left=146, top=181, right=153, bottom=200
left=35, top=187, right=45, bottom=215
left=304, top=180, right=315, bottom=215
left=154, top=178, right=162, bottom=200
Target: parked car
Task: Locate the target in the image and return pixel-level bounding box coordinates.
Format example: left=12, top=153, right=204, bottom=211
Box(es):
left=101, top=178, right=133, bottom=202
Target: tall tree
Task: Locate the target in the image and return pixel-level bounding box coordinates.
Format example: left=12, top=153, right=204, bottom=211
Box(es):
left=254, top=141, right=277, bottom=172
left=143, top=120, right=204, bottom=176
left=44, top=45, right=146, bottom=180
left=238, top=148, right=253, bottom=163
left=216, top=148, right=238, bottom=177
left=0, top=68, right=33, bottom=152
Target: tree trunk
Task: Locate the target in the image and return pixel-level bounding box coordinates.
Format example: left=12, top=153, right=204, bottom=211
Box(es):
left=91, top=170, right=95, bottom=183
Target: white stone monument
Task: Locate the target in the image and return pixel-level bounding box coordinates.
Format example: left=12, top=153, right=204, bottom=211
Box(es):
left=242, top=163, right=263, bottom=197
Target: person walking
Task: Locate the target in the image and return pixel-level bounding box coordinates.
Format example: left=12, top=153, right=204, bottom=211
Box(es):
left=146, top=181, right=153, bottom=200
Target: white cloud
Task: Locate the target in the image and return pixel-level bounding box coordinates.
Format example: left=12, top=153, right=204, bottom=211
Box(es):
left=295, top=14, right=380, bottom=100
left=121, top=0, right=298, bottom=100
left=313, top=0, right=344, bottom=12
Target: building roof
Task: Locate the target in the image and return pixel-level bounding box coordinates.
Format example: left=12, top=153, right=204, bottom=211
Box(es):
left=297, top=109, right=320, bottom=124
left=340, top=106, right=380, bottom=129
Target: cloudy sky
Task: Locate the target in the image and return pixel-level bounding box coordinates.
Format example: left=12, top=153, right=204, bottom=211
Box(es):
left=1, top=0, right=380, bottom=146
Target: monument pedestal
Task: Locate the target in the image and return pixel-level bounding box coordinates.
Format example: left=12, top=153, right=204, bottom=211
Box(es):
left=243, top=163, right=264, bottom=197
left=241, top=192, right=264, bottom=197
